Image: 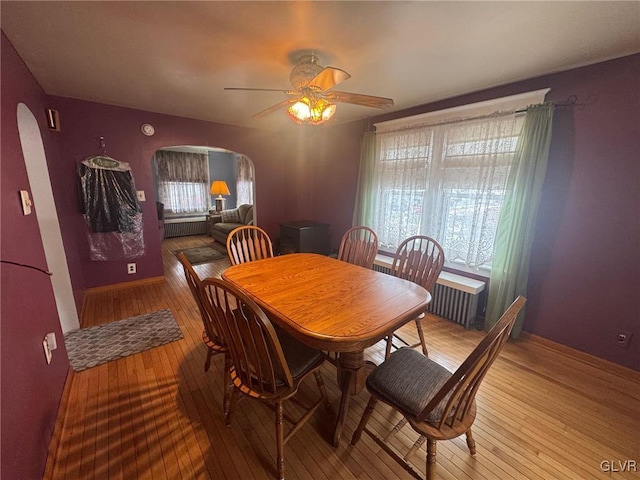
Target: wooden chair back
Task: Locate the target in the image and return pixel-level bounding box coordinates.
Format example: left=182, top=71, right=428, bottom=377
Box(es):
left=417, top=295, right=526, bottom=427
left=337, top=226, right=379, bottom=269
left=226, top=225, right=274, bottom=266
left=176, top=252, right=224, bottom=348
left=199, top=277, right=294, bottom=399
left=391, top=235, right=445, bottom=292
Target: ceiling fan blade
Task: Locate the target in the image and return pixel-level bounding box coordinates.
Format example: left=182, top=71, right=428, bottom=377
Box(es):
left=309, top=67, right=351, bottom=92
left=327, top=91, right=394, bottom=109
left=252, top=99, right=295, bottom=118
left=225, top=87, right=298, bottom=95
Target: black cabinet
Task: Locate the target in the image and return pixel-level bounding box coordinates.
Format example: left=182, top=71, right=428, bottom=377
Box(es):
left=279, top=221, right=330, bottom=255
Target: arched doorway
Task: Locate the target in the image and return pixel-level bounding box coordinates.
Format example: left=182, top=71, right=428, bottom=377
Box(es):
left=17, top=103, right=80, bottom=333
left=151, top=145, right=256, bottom=273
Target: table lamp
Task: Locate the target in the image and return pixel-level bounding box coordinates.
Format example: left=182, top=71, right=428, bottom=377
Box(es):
left=210, top=180, right=230, bottom=212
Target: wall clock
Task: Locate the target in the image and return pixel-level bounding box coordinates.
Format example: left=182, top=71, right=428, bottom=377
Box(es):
left=141, top=123, right=155, bottom=136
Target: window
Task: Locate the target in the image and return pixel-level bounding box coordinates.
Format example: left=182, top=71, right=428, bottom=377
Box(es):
left=155, top=150, right=209, bottom=215
left=236, top=154, right=254, bottom=205
left=371, top=90, right=548, bottom=273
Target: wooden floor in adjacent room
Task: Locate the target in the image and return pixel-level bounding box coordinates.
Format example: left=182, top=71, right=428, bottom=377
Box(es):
left=44, top=235, right=639, bottom=480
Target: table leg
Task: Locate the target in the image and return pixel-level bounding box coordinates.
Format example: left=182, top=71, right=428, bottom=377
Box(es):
left=332, top=350, right=366, bottom=446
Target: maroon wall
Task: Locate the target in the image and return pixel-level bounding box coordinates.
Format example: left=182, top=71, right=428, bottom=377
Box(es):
left=315, top=54, right=640, bottom=370
left=1, top=33, right=70, bottom=480
left=269, top=123, right=367, bottom=248
left=0, top=30, right=314, bottom=477
left=524, top=55, right=639, bottom=370
left=306, top=121, right=366, bottom=246
left=45, top=97, right=307, bottom=289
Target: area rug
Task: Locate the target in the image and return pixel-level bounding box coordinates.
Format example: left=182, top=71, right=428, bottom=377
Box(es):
left=64, top=309, right=183, bottom=372
left=173, top=244, right=227, bottom=265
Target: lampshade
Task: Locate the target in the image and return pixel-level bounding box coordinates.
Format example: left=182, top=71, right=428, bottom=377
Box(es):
left=210, top=180, right=230, bottom=196
left=286, top=97, right=336, bottom=125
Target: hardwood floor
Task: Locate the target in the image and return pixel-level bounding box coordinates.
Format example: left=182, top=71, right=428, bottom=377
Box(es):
left=44, top=235, right=640, bottom=480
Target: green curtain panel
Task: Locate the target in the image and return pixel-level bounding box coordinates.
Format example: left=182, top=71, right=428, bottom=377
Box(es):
left=352, top=131, right=377, bottom=227
left=485, top=102, right=554, bottom=336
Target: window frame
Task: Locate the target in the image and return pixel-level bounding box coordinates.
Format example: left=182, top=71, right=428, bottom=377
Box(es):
left=154, top=149, right=211, bottom=218
left=372, top=89, right=549, bottom=276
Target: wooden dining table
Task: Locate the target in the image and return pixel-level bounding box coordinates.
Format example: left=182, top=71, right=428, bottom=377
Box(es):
left=221, top=253, right=431, bottom=446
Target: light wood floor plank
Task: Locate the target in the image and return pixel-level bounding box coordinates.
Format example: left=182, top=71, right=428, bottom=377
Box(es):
left=44, top=235, right=640, bottom=480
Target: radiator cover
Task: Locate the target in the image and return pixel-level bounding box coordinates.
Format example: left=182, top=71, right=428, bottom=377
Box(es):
left=427, top=283, right=479, bottom=329
left=164, top=220, right=207, bottom=238
left=372, top=262, right=483, bottom=329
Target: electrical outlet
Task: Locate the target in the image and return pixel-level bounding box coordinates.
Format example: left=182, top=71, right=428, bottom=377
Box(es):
left=615, top=331, right=633, bottom=348
left=127, top=263, right=136, bottom=274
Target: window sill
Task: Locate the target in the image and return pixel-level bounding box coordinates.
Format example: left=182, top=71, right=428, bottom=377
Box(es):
left=164, top=215, right=208, bottom=223
left=373, top=254, right=486, bottom=294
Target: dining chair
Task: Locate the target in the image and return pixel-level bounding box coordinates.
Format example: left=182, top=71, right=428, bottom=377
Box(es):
left=337, top=226, right=379, bottom=269
left=351, top=295, right=527, bottom=480
left=176, top=253, right=232, bottom=415
left=386, top=235, right=445, bottom=358
left=226, top=225, right=274, bottom=266
left=199, top=277, right=332, bottom=480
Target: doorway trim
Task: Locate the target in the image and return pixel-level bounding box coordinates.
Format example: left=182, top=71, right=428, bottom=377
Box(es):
left=17, top=103, right=80, bottom=333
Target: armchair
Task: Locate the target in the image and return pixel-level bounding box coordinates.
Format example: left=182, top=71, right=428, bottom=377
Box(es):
left=209, top=204, right=254, bottom=245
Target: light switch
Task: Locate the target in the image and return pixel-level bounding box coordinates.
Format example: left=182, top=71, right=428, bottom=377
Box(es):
left=20, top=190, right=32, bottom=215
left=136, top=190, right=146, bottom=202
left=46, top=332, right=57, bottom=350
left=43, top=338, right=52, bottom=364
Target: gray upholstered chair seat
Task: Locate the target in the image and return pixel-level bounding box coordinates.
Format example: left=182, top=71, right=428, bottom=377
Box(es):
left=366, top=347, right=453, bottom=422
left=353, top=297, right=526, bottom=480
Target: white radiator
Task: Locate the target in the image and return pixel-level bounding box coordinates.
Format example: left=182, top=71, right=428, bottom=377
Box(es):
left=427, top=282, right=480, bottom=329
left=164, top=218, right=208, bottom=238
left=373, top=255, right=485, bottom=329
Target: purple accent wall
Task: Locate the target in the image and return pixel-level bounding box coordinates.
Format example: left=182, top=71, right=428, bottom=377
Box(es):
left=1, top=31, right=311, bottom=477
left=524, top=55, right=639, bottom=370
left=1, top=33, right=70, bottom=480
left=317, top=54, right=640, bottom=370
left=45, top=97, right=305, bottom=288
left=303, top=121, right=367, bottom=245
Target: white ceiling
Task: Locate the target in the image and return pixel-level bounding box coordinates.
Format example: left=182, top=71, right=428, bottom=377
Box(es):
left=2, top=1, right=639, bottom=130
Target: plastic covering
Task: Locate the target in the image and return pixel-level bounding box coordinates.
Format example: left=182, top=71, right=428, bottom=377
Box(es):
left=79, top=155, right=145, bottom=261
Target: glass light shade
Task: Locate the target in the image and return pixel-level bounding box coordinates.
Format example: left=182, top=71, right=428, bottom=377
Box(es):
left=210, top=180, right=230, bottom=196
left=288, top=100, right=312, bottom=122
left=287, top=97, right=336, bottom=125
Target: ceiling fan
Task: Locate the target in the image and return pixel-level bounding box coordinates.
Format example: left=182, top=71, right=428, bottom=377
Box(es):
left=225, top=54, right=394, bottom=125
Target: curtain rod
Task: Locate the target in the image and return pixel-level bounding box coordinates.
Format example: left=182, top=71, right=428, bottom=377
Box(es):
left=374, top=89, right=549, bottom=132
left=371, top=93, right=592, bottom=133
left=515, top=94, right=591, bottom=114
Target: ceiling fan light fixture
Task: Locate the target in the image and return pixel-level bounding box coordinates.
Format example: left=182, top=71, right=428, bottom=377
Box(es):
left=227, top=54, right=393, bottom=122
left=288, top=99, right=312, bottom=122
left=286, top=97, right=336, bottom=125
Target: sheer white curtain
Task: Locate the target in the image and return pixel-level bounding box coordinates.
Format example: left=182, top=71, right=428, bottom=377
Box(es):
left=236, top=154, right=254, bottom=205
left=372, top=112, right=522, bottom=271
left=155, top=150, right=209, bottom=214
